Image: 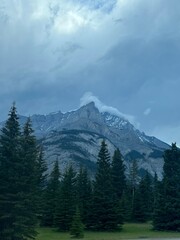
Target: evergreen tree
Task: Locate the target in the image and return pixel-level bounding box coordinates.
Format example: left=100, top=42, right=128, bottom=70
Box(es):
left=111, top=149, right=126, bottom=199
left=42, top=160, right=60, bottom=227
left=153, top=143, right=180, bottom=231
left=0, top=103, right=22, bottom=239
left=133, top=171, right=153, bottom=222
left=17, top=118, right=40, bottom=237
left=76, top=167, right=93, bottom=228
left=36, top=146, right=47, bottom=193
left=55, top=165, right=77, bottom=231
left=119, top=189, right=132, bottom=222
left=129, top=159, right=139, bottom=221
left=152, top=172, right=159, bottom=212
left=92, top=140, right=118, bottom=231
left=0, top=105, right=39, bottom=240
left=36, top=146, right=48, bottom=220
left=122, top=159, right=139, bottom=222
left=111, top=149, right=126, bottom=225
left=70, top=207, right=84, bottom=239
left=153, top=180, right=166, bottom=230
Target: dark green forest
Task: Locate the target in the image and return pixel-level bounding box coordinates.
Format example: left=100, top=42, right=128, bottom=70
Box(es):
left=0, top=105, right=180, bottom=240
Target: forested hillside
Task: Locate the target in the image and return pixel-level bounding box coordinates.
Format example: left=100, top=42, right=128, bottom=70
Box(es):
left=0, top=105, right=180, bottom=240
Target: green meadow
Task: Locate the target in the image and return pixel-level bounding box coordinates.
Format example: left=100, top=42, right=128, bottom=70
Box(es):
left=36, top=223, right=180, bottom=240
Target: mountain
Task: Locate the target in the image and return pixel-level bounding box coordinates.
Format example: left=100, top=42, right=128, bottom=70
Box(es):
left=1, top=102, right=168, bottom=178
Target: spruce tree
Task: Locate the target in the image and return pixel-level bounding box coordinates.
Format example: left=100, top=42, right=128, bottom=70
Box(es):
left=111, top=149, right=126, bottom=226
left=133, top=171, right=153, bottom=222
left=42, top=160, right=60, bottom=227
left=55, top=165, right=77, bottom=231
left=36, top=146, right=47, bottom=193
left=153, top=143, right=180, bottom=231
left=17, top=117, right=39, bottom=238
left=92, top=140, right=118, bottom=231
left=111, top=149, right=126, bottom=199
left=143, top=172, right=153, bottom=220
left=121, top=159, right=139, bottom=222
left=36, top=146, right=48, bottom=221
left=0, top=103, right=22, bottom=239
left=76, top=167, right=93, bottom=228
left=70, top=207, right=84, bottom=239
left=0, top=104, right=39, bottom=240
left=152, top=172, right=159, bottom=212
left=129, top=159, right=139, bottom=221
left=119, top=189, right=132, bottom=222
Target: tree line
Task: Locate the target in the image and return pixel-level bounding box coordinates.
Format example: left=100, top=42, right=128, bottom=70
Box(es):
left=0, top=105, right=180, bottom=240
left=0, top=104, right=47, bottom=240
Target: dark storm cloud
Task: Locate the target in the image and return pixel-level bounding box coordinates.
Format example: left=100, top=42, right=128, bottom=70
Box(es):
left=1, top=0, right=180, bottom=144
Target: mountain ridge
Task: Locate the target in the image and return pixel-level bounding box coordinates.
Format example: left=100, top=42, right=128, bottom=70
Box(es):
left=0, top=102, right=169, bottom=178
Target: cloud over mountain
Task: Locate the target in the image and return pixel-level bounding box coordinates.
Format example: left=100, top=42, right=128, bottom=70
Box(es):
left=0, top=0, right=180, bottom=145
left=80, top=92, right=139, bottom=127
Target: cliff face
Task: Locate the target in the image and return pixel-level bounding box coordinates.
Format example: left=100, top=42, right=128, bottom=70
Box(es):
left=1, top=102, right=168, bottom=177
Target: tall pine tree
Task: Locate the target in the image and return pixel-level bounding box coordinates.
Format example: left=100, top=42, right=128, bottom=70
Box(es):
left=111, top=148, right=126, bottom=199
left=92, top=140, right=118, bottom=231
left=0, top=103, right=22, bottom=239
left=0, top=104, right=39, bottom=240
left=133, top=171, right=153, bottom=222
left=36, top=146, right=47, bottom=221
left=17, top=117, right=39, bottom=238
left=111, top=149, right=126, bottom=226
left=70, top=206, right=84, bottom=239
left=42, top=159, right=60, bottom=227
left=153, top=143, right=180, bottom=231
left=76, top=167, right=93, bottom=228
left=55, top=165, right=77, bottom=231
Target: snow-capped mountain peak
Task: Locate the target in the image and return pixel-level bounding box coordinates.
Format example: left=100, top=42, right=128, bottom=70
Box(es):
left=0, top=101, right=169, bottom=178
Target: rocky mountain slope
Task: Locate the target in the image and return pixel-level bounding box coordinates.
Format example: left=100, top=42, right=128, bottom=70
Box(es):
left=2, top=102, right=169, bottom=178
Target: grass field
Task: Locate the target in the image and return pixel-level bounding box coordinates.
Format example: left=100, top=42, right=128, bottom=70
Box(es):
left=36, top=223, right=180, bottom=240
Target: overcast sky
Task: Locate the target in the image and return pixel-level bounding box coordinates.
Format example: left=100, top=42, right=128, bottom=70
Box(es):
left=1, top=0, right=180, bottom=145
